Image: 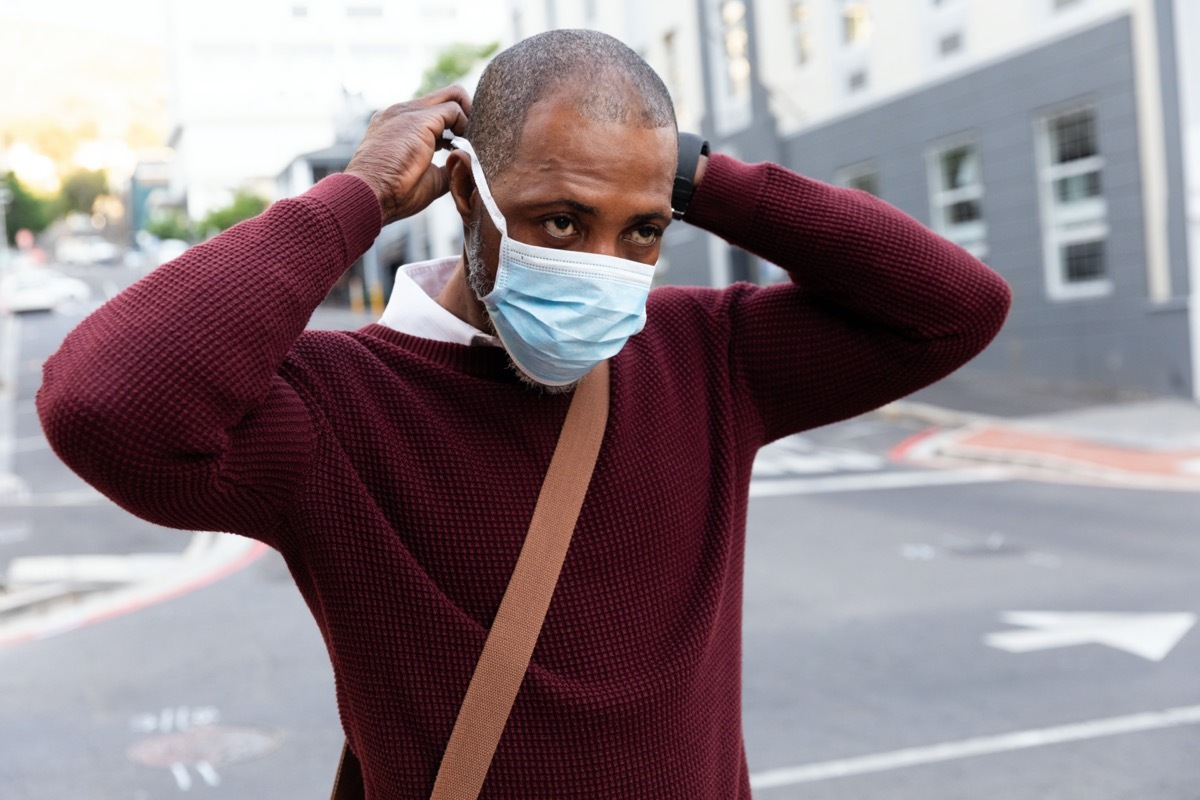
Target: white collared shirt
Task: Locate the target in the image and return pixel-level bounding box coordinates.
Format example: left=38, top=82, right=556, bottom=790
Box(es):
left=377, top=256, right=499, bottom=347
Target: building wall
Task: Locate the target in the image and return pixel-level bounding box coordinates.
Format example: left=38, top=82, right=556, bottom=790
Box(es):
left=1173, top=0, right=1200, bottom=399
left=752, top=0, right=1143, bottom=137
left=777, top=16, right=1191, bottom=395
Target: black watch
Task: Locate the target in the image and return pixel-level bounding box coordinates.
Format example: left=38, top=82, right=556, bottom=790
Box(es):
left=672, top=132, right=710, bottom=220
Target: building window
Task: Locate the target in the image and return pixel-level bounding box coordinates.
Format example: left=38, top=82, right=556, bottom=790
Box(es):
left=345, top=5, right=383, bottom=18
left=291, top=5, right=308, bottom=17
left=847, top=69, right=868, bottom=92
left=791, top=1, right=813, bottom=65
left=1036, top=105, right=1109, bottom=299
left=841, top=2, right=871, bottom=46
left=1054, top=0, right=1084, bottom=9
left=928, top=139, right=987, bottom=259
left=662, top=29, right=687, bottom=119
left=721, top=0, right=752, bottom=98
left=835, top=162, right=879, bottom=196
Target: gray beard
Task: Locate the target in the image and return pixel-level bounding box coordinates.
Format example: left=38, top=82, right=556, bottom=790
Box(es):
left=464, top=220, right=578, bottom=395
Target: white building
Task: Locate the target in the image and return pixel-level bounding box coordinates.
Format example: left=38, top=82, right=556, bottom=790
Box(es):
left=164, top=0, right=506, bottom=218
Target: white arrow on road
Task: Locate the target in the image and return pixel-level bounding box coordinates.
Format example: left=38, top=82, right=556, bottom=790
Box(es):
left=985, top=611, right=1197, bottom=661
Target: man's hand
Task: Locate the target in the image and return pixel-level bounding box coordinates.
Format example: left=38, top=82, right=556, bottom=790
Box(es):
left=345, top=85, right=471, bottom=226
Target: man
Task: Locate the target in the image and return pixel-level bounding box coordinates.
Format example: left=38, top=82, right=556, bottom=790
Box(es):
left=38, top=29, right=1010, bottom=799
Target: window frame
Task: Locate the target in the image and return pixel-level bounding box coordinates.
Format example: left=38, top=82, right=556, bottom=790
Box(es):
left=925, top=133, right=988, bottom=260
left=834, top=160, right=880, bottom=197
left=1035, top=102, right=1111, bottom=301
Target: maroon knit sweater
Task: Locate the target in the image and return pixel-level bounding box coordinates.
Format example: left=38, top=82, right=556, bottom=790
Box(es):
left=38, top=154, right=1009, bottom=798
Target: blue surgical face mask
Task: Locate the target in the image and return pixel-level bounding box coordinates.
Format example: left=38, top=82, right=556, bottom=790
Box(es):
left=451, top=137, right=656, bottom=387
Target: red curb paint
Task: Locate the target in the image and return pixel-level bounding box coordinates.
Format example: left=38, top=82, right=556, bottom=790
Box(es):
left=0, top=539, right=270, bottom=648
left=888, top=426, right=943, bottom=463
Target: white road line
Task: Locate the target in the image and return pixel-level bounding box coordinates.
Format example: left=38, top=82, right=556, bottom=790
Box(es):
left=195, top=761, right=221, bottom=787
left=749, top=703, right=1200, bottom=790
left=749, top=468, right=1010, bottom=497
left=170, top=762, right=192, bottom=790
left=2, top=488, right=106, bottom=507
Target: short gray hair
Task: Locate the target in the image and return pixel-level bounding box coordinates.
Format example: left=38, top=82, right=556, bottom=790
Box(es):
left=464, top=29, right=677, bottom=181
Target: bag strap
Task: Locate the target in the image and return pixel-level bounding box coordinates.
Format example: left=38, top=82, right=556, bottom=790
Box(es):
left=330, top=737, right=364, bottom=800
left=330, top=361, right=611, bottom=800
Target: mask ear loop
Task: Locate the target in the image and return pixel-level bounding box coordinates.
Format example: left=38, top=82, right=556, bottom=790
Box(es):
left=450, top=137, right=508, bottom=237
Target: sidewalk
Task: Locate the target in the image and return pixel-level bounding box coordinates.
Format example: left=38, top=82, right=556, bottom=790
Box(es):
left=884, top=372, right=1200, bottom=491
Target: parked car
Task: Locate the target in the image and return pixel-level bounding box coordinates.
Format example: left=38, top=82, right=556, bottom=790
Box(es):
left=55, top=235, right=119, bottom=266
left=0, top=269, right=92, bottom=313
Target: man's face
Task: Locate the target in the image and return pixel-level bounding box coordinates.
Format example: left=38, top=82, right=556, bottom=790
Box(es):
left=462, top=89, right=678, bottom=296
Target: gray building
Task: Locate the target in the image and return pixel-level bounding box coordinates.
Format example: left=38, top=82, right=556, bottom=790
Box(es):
left=666, top=0, right=1198, bottom=400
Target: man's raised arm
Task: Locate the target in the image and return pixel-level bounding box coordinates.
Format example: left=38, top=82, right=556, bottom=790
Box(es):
left=680, top=153, right=1011, bottom=444
left=36, top=88, right=470, bottom=541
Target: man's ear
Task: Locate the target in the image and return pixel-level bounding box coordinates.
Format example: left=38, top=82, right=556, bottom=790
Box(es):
left=445, top=150, right=476, bottom=222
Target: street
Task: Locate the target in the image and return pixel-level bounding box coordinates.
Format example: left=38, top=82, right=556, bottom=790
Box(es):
left=2, top=265, right=1199, bottom=798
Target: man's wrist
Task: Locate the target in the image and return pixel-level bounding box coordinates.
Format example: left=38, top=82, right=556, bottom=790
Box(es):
left=343, top=168, right=390, bottom=225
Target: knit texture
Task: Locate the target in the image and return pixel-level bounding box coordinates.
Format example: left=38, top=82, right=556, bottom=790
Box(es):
left=38, top=155, right=1010, bottom=798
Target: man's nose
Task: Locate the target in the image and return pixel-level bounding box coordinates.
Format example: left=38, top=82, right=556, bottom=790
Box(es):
left=587, top=236, right=621, bottom=259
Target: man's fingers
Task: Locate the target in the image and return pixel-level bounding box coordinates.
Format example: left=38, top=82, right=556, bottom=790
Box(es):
left=412, top=84, right=472, bottom=116
left=431, top=100, right=470, bottom=139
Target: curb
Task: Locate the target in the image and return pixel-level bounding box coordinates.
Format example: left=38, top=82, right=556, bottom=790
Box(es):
left=0, top=530, right=269, bottom=648
left=876, top=400, right=996, bottom=429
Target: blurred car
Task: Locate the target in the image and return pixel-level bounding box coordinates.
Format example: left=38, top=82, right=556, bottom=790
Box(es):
left=55, top=235, right=120, bottom=266
left=154, top=238, right=191, bottom=268
left=0, top=269, right=92, bottom=313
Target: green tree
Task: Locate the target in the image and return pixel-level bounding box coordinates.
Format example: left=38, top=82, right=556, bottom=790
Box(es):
left=3, top=172, right=57, bottom=245
left=414, top=42, right=499, bottom=98
left=59, top=168, right=109, bottom=215
left=144, top=209, right=194, bottom=243
left=200, top=191, right=268, bottom=236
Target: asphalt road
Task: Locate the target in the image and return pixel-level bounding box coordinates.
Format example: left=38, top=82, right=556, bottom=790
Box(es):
left=2, top=265, right=1198, bottom=798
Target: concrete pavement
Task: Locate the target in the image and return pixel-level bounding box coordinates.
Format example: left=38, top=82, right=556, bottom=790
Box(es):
left=884, top=372, right=1200, bottom=491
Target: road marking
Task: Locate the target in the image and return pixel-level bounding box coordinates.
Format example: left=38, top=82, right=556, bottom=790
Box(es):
left=131, top=707, right=221, bottom=734
left=195, top=761, right=221, bottom=787
left=749, top=468, right=1009, bottom=497
left=1, top=488, right=106, bottom=507
left=170, top=763, right=192, bottom=791
left=194, top=762, right=220, bottom=786
left=0, top=532, right=268, bottom=647
left=985, top=611, right=1197, bottom=661
left=749, top=703, right=1200, bottom=790
left=753, top=437, right=887, bottom=478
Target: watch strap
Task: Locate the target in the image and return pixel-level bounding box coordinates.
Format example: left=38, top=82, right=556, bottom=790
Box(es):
left=672, top=132, right=710, bottom=220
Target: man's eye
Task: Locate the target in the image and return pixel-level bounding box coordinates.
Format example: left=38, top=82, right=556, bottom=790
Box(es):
left=542, top=216, right=577, bottom=238
left=627, top=225, right=662, bottom=247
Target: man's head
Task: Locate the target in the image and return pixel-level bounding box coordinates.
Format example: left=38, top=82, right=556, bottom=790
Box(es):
left=462, top=29, right=678, bottom=186
left=444, top=29, right=678, bottom=391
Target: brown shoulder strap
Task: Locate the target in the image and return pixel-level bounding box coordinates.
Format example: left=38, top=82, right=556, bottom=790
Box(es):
left=431, top=359, right=610, bottom=798
left=330, top=361, right=611, bottom=800
left=330, top=738, right=364, bottom=800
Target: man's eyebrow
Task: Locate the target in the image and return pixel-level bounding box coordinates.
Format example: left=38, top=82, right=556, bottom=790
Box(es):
left=527, top=198, right=600, bottom=216
left=524, top=199, right=671, bottom=224
left=627, top=210, right=672, bottom=226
